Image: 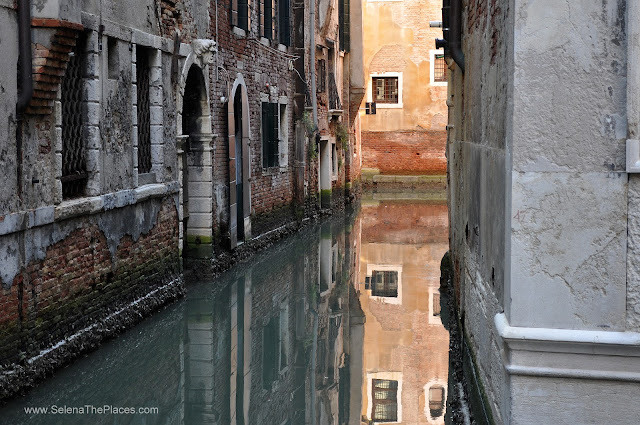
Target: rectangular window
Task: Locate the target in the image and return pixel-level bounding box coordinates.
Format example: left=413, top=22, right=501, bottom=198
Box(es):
left=433, top=292, right=441, bottom=317
left=434, top=53, right=447, bottom=82
left=278, top=0, right=290, bottom=46
left=61, top=33, right=88, bottom=199
left=233, top=0, right=250, bottom=31
left=371, top=271, right=398, bottom=298
left=262, top=102, right=279, bottom=168
left=136, top=46, right=152, bottom=174
left=429, top=386, right=445, bottom=418
left=107, top=37, right=119, bottom=80
left=339, top=0, right=350, bottom=52
left=263, top=0, right=274, bottom=39
left=317, top=59, right=326, bottom=93
left=372, top=379, right=398, bottom=422
left=372, top=77, right=398, bottom=104
left=262, top=315, right=279, bottom=389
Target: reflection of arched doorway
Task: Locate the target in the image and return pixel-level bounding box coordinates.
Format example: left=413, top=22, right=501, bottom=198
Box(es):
left=228, top=75, right=251, bottom=248
left=178, top=62, right=214, bottom=257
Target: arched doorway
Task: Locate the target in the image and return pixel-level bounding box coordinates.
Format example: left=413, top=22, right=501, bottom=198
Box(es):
left=178, top=63, right=214, bottom=257
left=228, top=75, right=251, bottom=248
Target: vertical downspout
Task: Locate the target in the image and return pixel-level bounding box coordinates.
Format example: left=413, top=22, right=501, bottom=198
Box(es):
left=450, top=0, right=465, bottom=73
left=16, top=0, right=33, bottom=200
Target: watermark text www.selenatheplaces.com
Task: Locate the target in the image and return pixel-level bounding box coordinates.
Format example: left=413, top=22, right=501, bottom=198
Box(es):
left=24, top=405, right=159, bottom=415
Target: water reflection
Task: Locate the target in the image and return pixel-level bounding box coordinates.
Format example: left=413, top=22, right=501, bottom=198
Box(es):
left=1, top=198, right=449, bottom=425
left=357, top=199, right=449, bottom=424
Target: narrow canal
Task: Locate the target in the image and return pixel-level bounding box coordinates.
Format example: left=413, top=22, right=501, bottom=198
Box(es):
left=1, top=194, right=450, bottom=425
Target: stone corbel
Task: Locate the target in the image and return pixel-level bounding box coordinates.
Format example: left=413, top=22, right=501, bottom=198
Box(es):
left=191, top=39, right=217, bottom=68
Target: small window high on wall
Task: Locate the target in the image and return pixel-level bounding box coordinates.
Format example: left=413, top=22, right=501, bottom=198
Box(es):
left=434, top=54, right=447, bottom=82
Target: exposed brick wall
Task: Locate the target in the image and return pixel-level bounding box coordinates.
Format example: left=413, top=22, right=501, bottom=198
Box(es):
left=28, top=19, right=84, bottom=116
left=0, top=197, right=179, bottom=366
left=362, top=130, right=446, bottom=175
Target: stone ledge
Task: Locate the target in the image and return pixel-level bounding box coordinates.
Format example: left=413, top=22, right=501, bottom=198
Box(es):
left=0, top=182, right=180, bottom=236
left=495, top=313, right=640, bottom=382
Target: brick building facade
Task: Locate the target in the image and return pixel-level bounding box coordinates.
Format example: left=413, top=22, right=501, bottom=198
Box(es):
left=360, top=0, right=447, bottom=176
left=0, top=0, right=363, bottom=398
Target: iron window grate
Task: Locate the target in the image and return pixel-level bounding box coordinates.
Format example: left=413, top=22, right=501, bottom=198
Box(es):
left=137, top=47, right=152, bottom=175
left=434, top=53, right=447, bottom=82
left=61, top=33, right=88, bottom=199
left=372, top=77, right=398, bottom=104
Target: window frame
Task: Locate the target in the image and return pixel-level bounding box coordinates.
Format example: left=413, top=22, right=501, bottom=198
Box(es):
left=430, top=49, right=448, bottom=86
left=368, top=72, right=403, bottom=109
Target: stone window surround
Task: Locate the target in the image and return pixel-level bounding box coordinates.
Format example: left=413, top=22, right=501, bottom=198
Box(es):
left=429, top=49, right=448, bottom=87
left=52, top=12, right=178, bottom=205
left=367, top=71, right=403, bottom=109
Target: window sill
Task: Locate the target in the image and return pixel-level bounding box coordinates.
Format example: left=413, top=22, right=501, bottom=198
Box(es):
left=430, top=81, right=448, bottom=87
left=232, top=26, right=247, bottom=38
left=375, top=102, right=403, bottom=109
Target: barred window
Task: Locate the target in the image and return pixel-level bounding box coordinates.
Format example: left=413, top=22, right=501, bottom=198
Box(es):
left=61, top=33, right=88, bottom=199
left=372, top=77, right=398, bottom=104
left=372, top=379, right=398, bottom=422
left=434, top=53, right=447, bottom=82
left=371, top=271, right=398, bottom=298
left=262, top=102, right=279, bottom=168
left=136, top=46, right=152, bottom=174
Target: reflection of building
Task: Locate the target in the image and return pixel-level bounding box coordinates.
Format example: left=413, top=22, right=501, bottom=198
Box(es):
left=358, top=200, right=449, bottom=424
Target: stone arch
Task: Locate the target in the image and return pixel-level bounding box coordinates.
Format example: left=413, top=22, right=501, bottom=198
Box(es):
left=177, top=50, right=214, bottom=258
left=228, top=73, right=252, bottom=248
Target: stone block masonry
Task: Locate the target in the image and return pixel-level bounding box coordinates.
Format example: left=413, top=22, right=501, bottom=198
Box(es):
left=0, top=196, right=183, bottom=399
left=362, top=130, right=447, bottom=175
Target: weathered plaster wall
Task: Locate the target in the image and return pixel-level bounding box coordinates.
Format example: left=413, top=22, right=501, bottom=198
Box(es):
left=0, top=5, right=19, bottom=215
left=447, top=0, right=514, bottom=422
left=360, top=0, right=447, bottom=132
left=449, top=1, right=640, bottom=424
left=509, top=0, right=628, bottom=331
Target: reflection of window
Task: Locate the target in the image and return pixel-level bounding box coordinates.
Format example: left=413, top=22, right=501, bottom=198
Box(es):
left=279, top=306, right=289, bottom=371
left=433, top=292, right=441, bottom=317
left=262, top=316, right=278, bottom=388
left=372, top=77, right=398, bottom=104
left=372, top=379, right=398, bottom=422
left=371, top=271, right=398, bottom=298
left=429, top=386, right=445, bottom=418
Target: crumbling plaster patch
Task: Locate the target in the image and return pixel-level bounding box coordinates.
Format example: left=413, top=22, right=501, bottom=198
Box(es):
left=510, top=171, right=627, bottom=330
